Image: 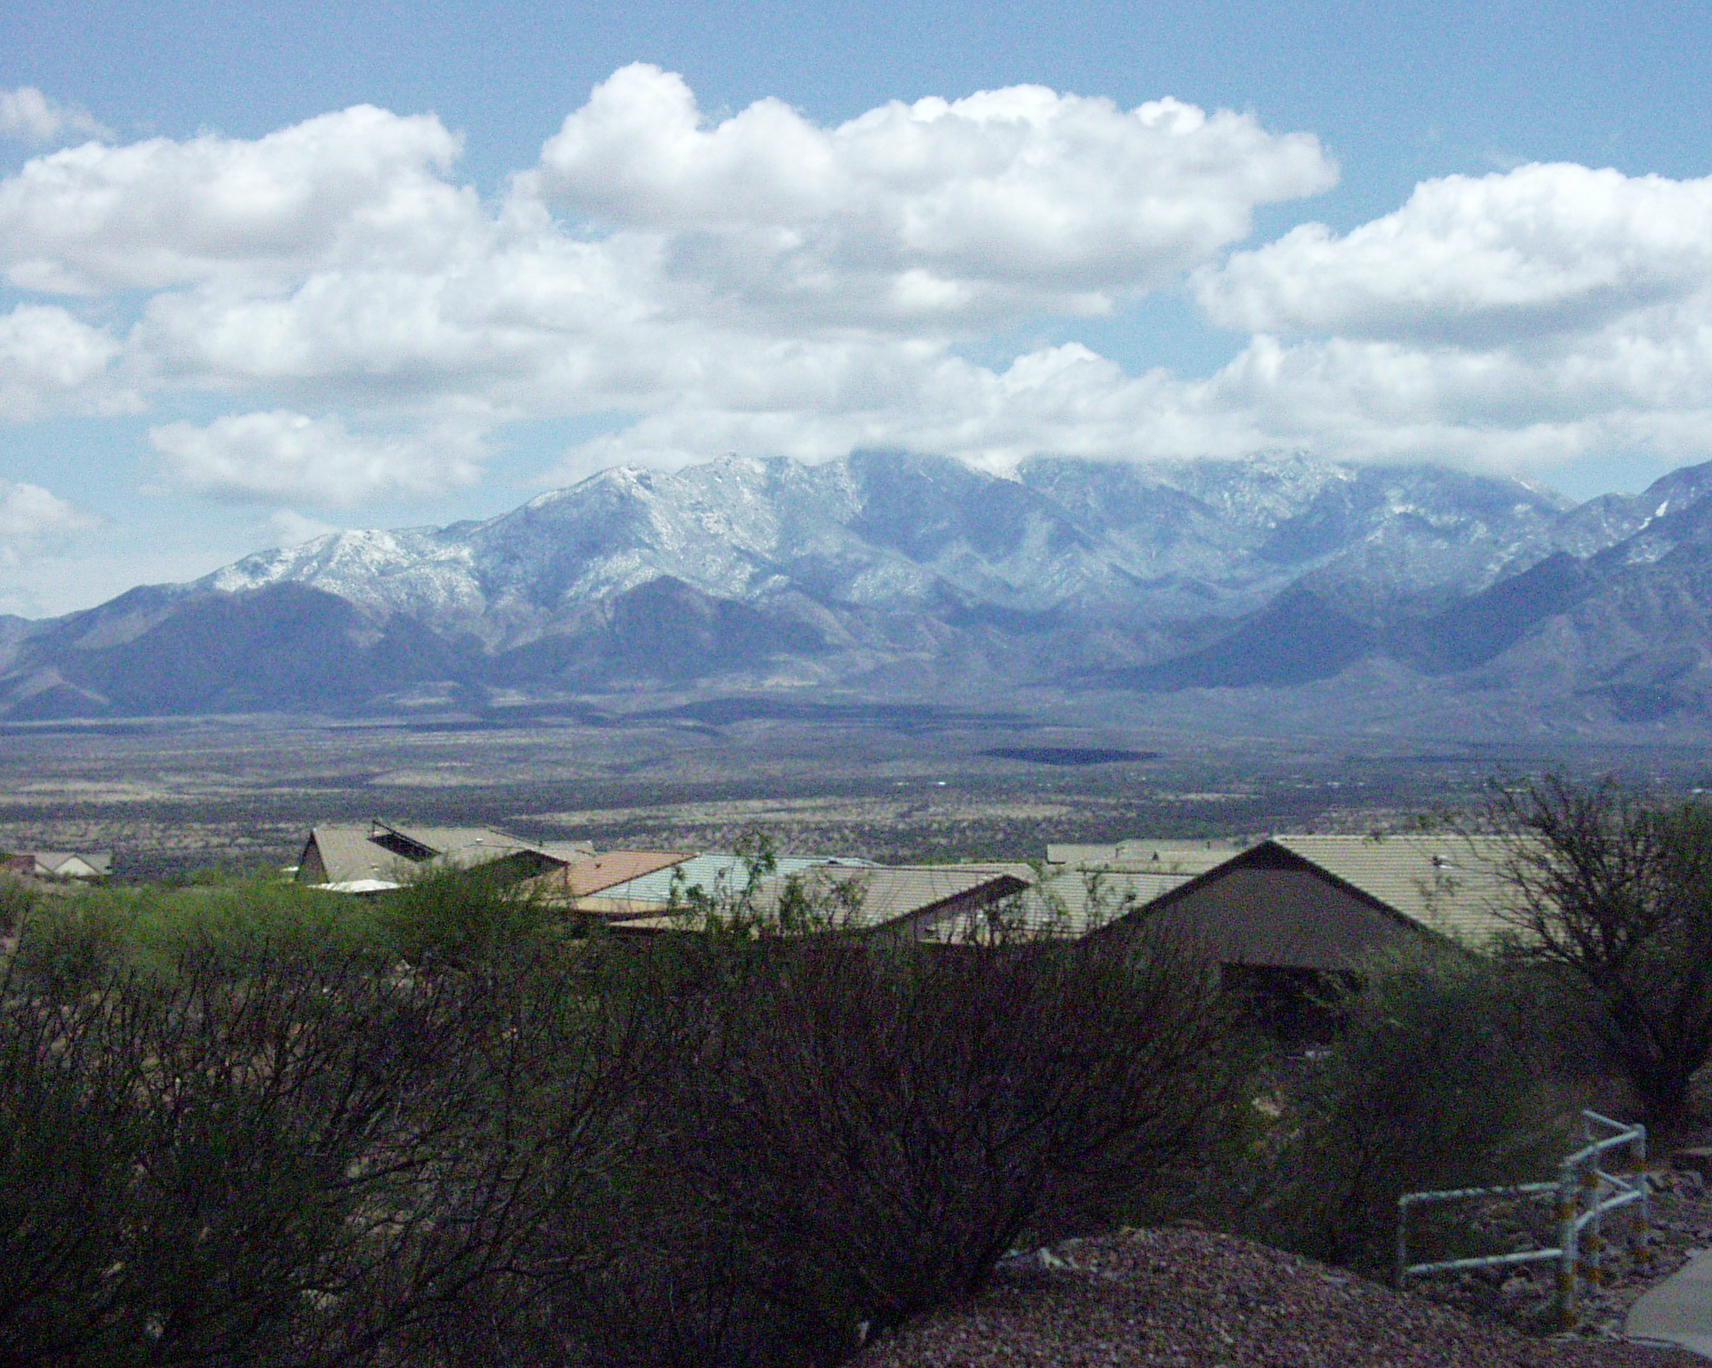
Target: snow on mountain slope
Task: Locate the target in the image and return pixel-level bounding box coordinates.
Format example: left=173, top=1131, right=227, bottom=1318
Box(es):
left=12, top=449, right=1712, bottom=730
left=195, top=449, right=1583, bottom=641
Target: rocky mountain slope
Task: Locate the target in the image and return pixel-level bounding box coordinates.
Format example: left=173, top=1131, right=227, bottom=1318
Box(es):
left=6, top=448, right=1712, bottom=736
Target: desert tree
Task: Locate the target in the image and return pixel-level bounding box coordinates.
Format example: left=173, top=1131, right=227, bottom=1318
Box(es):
left=1482, top=774, right=1712, bottom=1125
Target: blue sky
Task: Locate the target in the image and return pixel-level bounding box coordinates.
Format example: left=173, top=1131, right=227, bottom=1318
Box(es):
left=2, top=0, right=1711, bottom=614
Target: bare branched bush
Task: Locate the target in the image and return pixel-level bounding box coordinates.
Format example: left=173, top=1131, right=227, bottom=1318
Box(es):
left=0, top=862, right=1247, bottom=1368
left=1482, top=775, right=1712, bottom=1124
left=0, top=926, right=645, bottom=1368
left=581, top=926, right=1243, bottom=1361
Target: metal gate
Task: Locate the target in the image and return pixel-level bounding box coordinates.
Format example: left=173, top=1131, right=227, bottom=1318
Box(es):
left=1396, top=1109, right=1650, bottom=1329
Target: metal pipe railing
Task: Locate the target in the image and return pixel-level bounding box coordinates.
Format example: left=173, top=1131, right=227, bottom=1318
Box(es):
left=1397, top=1109, right=1648, bottom=1329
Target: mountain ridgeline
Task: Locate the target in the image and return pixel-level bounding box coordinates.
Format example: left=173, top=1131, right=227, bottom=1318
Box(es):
left=8, top=449, right=1712, bottom=736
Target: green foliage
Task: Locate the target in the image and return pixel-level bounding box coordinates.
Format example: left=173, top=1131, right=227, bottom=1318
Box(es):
left=1235, top=948, right=1563, bottom=1273
left=6, top=880, right=391, bottom=997
left=374, top=865, right=562, bottom=971
left=0, top=873, right=39, bottom=937
left=6, top=893, right=132, bottom=997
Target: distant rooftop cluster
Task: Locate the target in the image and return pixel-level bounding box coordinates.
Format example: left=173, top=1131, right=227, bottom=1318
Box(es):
left=286, top=819, right=1521, bottom=971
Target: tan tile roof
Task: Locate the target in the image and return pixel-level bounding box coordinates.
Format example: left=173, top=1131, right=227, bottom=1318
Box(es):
left=25, top=850, right=112, bottom=878
left=1264, top=833, right=1518, bottom=949
left=302, top=826, right=408, bottom=886
left=1045, top=841, right=1247, bottom=876
left=783, top=864, right=1034, bottom=932
left=300, top=821, right=578, bottom=887
left=616, top=863, right=1033, bottom=935
left=994, top=867, right=1203, bottom=939
left=379, top=825, right=537, bottom=866
left=1016, top=841, right=1248, bottom=940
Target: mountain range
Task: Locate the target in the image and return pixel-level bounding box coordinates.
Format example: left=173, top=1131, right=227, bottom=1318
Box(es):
left=7, top=448, right=1712, bottom=738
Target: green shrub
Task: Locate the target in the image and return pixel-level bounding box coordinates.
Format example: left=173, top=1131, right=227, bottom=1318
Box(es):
left=6, top=880, right=391, bottom=996
left=0, top=874, right=38, bottom=937
left=6, top=894, right=132, bottom=997
left=1235, top=947, right=1565, bottom=1273
left=127, top=879, right=387, bottom=977
left=376, top=867, right=561, bottom=972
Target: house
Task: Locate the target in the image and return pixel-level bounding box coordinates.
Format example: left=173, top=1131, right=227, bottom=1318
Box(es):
left=294, top=820, right=590, bottom=893
left=3, top=850, right=112, bottom=880
left=1069, top=830, right=1513, bottom=1031
left=1096, top=833, right=1514, bottom=966
left=612, top=861, right=1032, bottom=938
left=525, top=849, right=694, bottom=921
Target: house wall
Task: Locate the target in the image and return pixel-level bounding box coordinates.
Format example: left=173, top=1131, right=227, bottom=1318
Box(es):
left=1108, top=859, right=1434, bottom=972
left=296, top=839, right=328, bottom=885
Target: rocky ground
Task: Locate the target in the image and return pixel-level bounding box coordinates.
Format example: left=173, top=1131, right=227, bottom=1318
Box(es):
left=854, top=1192, right=1712, bottom=1368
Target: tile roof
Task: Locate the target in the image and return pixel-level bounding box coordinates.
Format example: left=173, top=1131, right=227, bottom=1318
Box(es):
left=993, top=867, right=1202, bottom=939
left=302, top=826, right=405, bottom=886
left=1012, top=841, right=1247, bottom=940
left=575, top=852, right=878, bottom=920
left=1264, top=833, right=1518, bottom=949
left=377, top=824, right=539, bottom=866
left=616, top=862, right=1029, bottom=935
left=548, top=850, right=691, bottom=898
left=1045, top=840, right=1247, bottom=875
left=774, top=863, right=1033, bottom=933
left=300, top=821, right=580, bottom=888
left=11, top=850, right=113, bottom=878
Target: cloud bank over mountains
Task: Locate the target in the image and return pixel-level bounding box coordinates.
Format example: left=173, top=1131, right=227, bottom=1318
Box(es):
left=5, top=64, right=1712, bottom=573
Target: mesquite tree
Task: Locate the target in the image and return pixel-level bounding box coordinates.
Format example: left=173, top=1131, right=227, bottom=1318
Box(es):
left=1485, top=775, right=1712, bottom=1124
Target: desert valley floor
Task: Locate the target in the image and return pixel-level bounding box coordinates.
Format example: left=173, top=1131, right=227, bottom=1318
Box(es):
left=3, top=695, right=1707, bottom=880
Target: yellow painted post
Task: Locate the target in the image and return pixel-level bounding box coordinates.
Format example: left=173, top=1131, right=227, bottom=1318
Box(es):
left=1557, top=1164, right=1579, bottom=1330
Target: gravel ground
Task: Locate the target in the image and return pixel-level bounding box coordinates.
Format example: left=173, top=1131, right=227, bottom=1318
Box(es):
left=855, top=1224, right=1710, bottom=1368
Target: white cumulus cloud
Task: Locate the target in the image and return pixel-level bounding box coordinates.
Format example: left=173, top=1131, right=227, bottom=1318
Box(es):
left=10, top=70, right=1712, bottom=517
left=149, top=410, right=484, bottom=506
left=0, top=478, right=96, bottom=567
left=0, top=303, right=126, bottom=419
left=1196, top=163, right=1712, bottom=344
left=526, top=63, right=1336, bottom=327
left=0, top=87, right=110, bottom=145
left=0, top=105, right=472, bottom=293
left=1167, top=162, right=1712, bottom=475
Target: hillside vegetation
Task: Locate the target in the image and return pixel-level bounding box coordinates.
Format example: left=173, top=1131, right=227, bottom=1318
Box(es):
left=0, top=786, right=1691, bottom=1366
